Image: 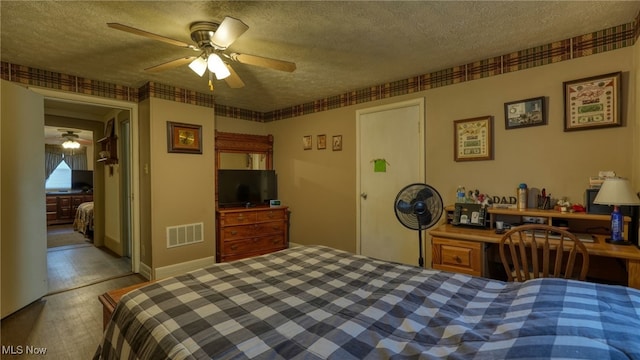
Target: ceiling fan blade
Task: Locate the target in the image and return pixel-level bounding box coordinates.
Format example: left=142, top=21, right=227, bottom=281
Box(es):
left=145, top=57, right=196, bottom=73
left=107, top=23, right=195, bottom=49
left=210, top=17, right=249, bottom=50
left=224, top=64, right=245, bottom=88
left=229, top=53, right=296, bottom=72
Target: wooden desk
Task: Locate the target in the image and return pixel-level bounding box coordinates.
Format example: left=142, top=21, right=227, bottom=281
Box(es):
left=430, top=223, right=640, bottom=289
left=98, top=281, right=152, bottom=330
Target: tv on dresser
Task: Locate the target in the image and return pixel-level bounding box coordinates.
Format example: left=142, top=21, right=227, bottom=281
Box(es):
left=217, top=169, right=277, bottom=208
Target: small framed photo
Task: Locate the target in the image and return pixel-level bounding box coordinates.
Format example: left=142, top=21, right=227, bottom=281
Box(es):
left=167, top=121, right=202, bottom=154
left=303, top=135, right=312, bottom=150
left=453, top=116, right=493, bottom=162
left=104, top=118, right=115, bottom=137
left=317, top=134, right=327, bottom=150
left=504, top=96, right=546, bottom=129
left=563, top=72, right=622, bottom=131
left=332, top=135, right=342, bottom=151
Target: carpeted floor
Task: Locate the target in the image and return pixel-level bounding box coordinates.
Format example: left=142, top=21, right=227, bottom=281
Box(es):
left=47, top=224, right=91, bottom=248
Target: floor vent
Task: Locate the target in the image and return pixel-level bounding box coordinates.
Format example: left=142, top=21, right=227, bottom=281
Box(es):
left=166, top=222, right=203, bottom=248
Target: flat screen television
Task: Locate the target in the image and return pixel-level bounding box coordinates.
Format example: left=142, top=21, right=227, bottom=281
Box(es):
left=71, top=170, right=93, bottom=190
left=218, top=169, right=277, bottom=208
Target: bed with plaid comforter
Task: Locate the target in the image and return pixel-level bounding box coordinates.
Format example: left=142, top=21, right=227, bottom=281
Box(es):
left=95, top=245, right=640, bottom=359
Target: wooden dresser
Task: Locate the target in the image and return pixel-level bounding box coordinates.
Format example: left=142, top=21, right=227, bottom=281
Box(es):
left=216, top=206, right=289, bottom=262
left=46, top=193, right=93, bottom=225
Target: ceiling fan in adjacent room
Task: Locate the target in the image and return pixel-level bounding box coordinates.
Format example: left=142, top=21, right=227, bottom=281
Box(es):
left=107, top=16, right=296, bottom=91
left=59, top=130, right=84, bottom=149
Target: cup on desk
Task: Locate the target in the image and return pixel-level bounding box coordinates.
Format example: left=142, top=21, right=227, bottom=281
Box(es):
left=495, top=221, right=505, bottom=234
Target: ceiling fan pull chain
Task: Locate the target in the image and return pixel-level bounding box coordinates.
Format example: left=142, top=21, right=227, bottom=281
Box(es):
left=208, top=73, right=214, bottom=92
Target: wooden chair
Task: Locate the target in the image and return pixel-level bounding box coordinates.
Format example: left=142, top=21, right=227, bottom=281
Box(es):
left=499, top=224, right=589, bottom=282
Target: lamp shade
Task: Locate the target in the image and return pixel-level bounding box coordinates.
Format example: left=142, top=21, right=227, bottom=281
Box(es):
left=188, top=57, right=207, bottom=77
left=593, top=178, right=640, bottom=206
left=207, top=54, right=230, bottom=80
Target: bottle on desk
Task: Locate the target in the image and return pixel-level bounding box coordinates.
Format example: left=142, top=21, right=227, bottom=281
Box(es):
left=517, top=183, right=528, bottom=210
left=456, top=186, right=466, bottom=203
left=611, top=206, right=623, bottom=241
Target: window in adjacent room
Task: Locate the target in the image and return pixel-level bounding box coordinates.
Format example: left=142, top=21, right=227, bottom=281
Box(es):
left=45, top=160, right=71, bottom=190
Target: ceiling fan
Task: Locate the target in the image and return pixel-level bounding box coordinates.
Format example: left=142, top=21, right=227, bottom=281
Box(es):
left=107, top=16, right=296, bottom=90
left=59, top=130, right=84, bottom=149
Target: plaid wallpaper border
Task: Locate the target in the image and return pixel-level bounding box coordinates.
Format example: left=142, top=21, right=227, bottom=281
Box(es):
left=1, top=20, right=638, bottom=123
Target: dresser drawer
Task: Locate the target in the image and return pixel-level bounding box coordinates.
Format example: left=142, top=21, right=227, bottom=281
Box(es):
left=432, top=237, right=483, bottom=276
left=58, top=196, right=71, bottom=207
left=221, top=221, right=285, bottom=241
left=221, top=211, right=258, bottom=226
left=257, top=209, right=286, bottom=221
left=222, top=235, right=285, bottom=256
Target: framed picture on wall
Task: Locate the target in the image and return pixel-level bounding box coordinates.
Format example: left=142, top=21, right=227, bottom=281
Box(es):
left=453, top=116, right=493, bottom=162
left=317, top=134, right=327, bottom=150
left=303, top=135, right=312, bottom=150
left=504, top=96, right=546, bottom=129
left=167, top=121, right=202, bottom=154
left=104, top=118, right=115, bottom=137
left=332, top=135, right=342, bottom=151
left=563, top=72, right=622, bottom=131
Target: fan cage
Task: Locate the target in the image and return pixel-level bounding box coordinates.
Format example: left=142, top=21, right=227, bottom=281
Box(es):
left=394, top=183, right=443, bottom=231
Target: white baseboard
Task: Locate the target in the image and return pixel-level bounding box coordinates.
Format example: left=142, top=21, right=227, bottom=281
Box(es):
left=154, top=256, right=216, bottom=280
left=289, top=242, right=303, bottom=248
left=138, top=262, right=152, bottom=280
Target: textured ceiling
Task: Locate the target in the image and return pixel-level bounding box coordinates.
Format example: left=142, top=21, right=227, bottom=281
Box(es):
left=2, top=1, right=640, bottom=113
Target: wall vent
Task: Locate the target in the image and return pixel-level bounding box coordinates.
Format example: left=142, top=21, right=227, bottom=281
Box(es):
left=166, top=222, right=204, bottom=248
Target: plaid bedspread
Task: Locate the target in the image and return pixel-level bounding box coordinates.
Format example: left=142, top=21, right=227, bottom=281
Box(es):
left=95, top=246, right=640, bottom=359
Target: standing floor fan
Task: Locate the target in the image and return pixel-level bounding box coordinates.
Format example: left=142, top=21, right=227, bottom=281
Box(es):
left=394, top=183, right=444, bottom=267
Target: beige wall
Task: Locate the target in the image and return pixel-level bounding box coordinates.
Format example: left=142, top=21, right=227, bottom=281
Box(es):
left=148, top=98, right=216, bottom=271
left=103, top=109, right=133, bottom=255
left=217, top=47, right=638, bottom=267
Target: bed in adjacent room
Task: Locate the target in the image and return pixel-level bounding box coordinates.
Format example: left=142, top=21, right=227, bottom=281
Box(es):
left=73, top=201, right=94, bottom=239
left=94, top=245, right=640, bottom=359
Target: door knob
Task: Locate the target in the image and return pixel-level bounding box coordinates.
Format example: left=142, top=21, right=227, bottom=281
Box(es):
left=360, top=192, right=368, bottom=199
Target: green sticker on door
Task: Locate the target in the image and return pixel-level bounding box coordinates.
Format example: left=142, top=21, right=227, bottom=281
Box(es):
left=373, top=159, right=389, bottom=172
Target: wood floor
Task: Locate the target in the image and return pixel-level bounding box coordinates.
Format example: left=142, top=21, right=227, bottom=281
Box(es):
left=0, top=226, right=146, bottom=359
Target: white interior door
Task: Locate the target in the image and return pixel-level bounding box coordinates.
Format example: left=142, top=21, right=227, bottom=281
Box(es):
left=357, top=99, right=425, bottom=266
left=1, top=80, right=48, bottom=318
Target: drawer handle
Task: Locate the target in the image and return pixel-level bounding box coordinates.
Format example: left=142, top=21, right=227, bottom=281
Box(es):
left=454, top=256, right=462, bottom=263
left=230, top=244, right=238, bottom=250
left=236, top=216, right=245, bottom=221
left=230, top=230, right=238, bottom=235
left=272, top=239, right=280, bottom=244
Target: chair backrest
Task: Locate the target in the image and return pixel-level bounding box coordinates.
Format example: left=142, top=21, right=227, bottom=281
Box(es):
left=499, top=224, right=589, bottom=282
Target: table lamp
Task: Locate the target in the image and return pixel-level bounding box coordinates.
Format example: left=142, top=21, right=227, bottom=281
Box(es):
left=593, top=177, right=640, bottom=245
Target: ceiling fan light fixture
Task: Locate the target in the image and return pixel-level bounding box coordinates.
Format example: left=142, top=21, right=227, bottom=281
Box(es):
left=188, top=57, right=207, bottom=77
left=62, top=140, right=81, bottom=149
left=207, top=54, right=231, bottom=80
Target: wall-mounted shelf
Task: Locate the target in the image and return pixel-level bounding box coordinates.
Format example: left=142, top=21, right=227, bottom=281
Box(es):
left=97, top=135, right=118, bottom=165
